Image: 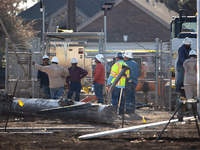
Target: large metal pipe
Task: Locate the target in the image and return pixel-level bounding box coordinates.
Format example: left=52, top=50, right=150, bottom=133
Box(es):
left=78, top=116, right=194, bottom=140
left=0, top=99, right=117, bottom=124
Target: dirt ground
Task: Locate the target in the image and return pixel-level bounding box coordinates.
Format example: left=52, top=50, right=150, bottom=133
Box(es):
left=0, top=107, right=200, bottom=150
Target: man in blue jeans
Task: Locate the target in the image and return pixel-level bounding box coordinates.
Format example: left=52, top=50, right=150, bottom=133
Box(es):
left=93, top=54, right=105, bottom=103
left=107, top=52, right=130, bottom=114
left=124, top=51, right=139, bottom=114
left=33, top=56, right=69, bottom=100
left=37, top=55, right=51, bottom=99
left=66, top=58, right=88, bottom=101
left=175, top=37, right=192, bottom=96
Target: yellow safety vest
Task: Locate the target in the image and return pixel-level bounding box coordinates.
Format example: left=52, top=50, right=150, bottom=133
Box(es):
left=110, top=61, right=130, bottom=86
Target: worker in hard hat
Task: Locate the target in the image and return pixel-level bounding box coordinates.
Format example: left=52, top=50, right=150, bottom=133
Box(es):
left=123, top=51, right=139, bottom=114
left=66, top=58, right=88, bottom=101
left=175, top=37, right=192, bottom=96
left=183, top=50, right=197, bottom=111
left=32, top=56, right=69, bottom=99
left=37, top=55, right=51, bottom=99
left=106, top=52, right=129, bottom=114
left=93, top=54, right=105, bottom=104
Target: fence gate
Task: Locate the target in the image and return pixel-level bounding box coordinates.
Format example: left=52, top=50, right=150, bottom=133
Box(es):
left=132, top=40, right=172, bottom=110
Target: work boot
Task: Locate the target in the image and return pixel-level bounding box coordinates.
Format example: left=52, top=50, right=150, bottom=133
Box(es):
left=177, top=113, right=183, bottom=122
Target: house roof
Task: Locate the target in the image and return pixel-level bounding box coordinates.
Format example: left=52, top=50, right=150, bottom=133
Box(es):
left=76, top=0, right=115, bottom=17
left=131, top=0, right=178, bottom=28
left=19, top=0, right=115, bottom=20
left=19, top=0, right=66, bottom=21
left=77, top=0, right=178, bottom=30
left=19, top=0, right=178, bottom=28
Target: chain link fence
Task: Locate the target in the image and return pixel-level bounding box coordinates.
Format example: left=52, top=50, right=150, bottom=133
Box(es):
left=5, top=39, right=44, bottom=98
left=5, top=38, right=173, bottom=110
left=131, top=41, right=172, bottom=110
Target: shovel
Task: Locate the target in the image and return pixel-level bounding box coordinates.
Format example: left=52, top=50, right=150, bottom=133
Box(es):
left=117, top=88, right=123, bottom=115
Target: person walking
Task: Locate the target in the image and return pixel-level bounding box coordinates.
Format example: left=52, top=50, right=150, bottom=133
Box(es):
left=37, top=55, right=51, bottom=99
left=32, top=56, right=69, bottom=99
left=183, top=50, right=197, bottom=110
left=93, top=54, right=105, bottom=104
left=106, top=52, right=129, bottom=114
left=66, top=58, right=88, bottom=101
left=124, top=51, right=139, bottom=114
left=175, top=37, right=192, bottom=96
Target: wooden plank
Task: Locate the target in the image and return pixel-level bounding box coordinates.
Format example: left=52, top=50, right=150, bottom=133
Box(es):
left=78, top=117, right=194, bottom=140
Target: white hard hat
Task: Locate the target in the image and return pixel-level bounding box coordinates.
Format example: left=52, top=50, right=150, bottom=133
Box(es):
left=95, top=54, right=104, bottom=62
left=51, top=57, right=59, bottom=63
left=123, top=51, right=133, bottom=58
left=71, top=58, right=78, bottom=63
left=182, top=37, right=193, bottom=45
left=43, top=55, right=49, bottom=59
left=189, top=50, right=197, bottom=56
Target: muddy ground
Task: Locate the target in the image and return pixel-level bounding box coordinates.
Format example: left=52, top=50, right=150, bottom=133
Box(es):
left=0, top=107, right=199, bottom=150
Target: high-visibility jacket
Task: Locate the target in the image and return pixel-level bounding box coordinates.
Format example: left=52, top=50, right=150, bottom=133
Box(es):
left=108, top=60, right=130, bottom=88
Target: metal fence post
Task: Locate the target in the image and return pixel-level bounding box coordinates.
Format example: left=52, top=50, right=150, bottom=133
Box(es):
left=169, top=39, right=172, bottom=111
left=197, top=0, right=200, bottom=116
left=155, top=38, right=159, bottom=108
left=5, top=38, right=8, bottom=93
left=32, top=40, right=35, bottom=98
left=160, top=40, right=163, bottom=109
left=38, top=38, right=41, bottom=53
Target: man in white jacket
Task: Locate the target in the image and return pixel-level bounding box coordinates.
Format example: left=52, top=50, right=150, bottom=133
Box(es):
left=32, top=57, right=69, bottom=99
left=183, top=50, right=197, bottom=111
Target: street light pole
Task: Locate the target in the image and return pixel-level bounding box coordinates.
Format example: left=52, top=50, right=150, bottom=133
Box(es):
left=102, top=2, right=115, bottom=53
left=40, top=0, right=45, bottom=54
left=42, top=6, right=45, bottom=54
left=104, top=10, right=107, bottom=53
left=101, top=2, right=115, bottom=104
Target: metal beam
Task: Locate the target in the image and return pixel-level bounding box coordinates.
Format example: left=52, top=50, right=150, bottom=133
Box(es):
left=44, top=32, right=104, bottom=40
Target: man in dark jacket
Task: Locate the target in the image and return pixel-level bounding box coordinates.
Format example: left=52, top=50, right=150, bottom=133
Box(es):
left=37, top=55, right=51, bottom=99
left=175, top=37, right=192, bottom=96
left=124, top=51, right=139, bottom=114
left=66, top=58, right=88, bottom=101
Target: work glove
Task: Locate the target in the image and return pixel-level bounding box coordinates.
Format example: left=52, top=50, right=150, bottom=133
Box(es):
left=58, top=97, right=74, bottom=106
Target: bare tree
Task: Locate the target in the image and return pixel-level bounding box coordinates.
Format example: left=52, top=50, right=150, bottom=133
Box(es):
left=0, top=0, right=38, bottom=67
